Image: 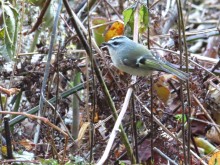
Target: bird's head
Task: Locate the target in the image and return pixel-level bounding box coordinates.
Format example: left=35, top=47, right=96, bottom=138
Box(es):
left=102, top=36, right=133, bottom=56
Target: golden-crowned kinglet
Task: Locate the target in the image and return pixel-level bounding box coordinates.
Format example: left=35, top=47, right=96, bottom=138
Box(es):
left=102, top=36, right=188, bottom=81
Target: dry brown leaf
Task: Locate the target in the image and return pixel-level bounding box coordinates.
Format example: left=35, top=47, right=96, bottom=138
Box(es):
left=77, top=122, right=90, bottom=143
left=0, top=86, right=20, bottom=96
left=19, top=139, right=35, bottom=151
left=206, top=126, right=220, bottom=144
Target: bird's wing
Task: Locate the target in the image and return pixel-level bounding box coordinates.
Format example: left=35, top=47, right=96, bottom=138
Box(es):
left=122, top=58, right=139, bottom=68
left=121, top=53, right=164, bottom=71
left=137, top=54, right=189, bottom=80
left=136, top=54, right=164, bottom=71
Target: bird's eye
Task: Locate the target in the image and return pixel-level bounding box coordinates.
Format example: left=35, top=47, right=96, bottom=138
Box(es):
left=112, top=41, right=119, bottom=46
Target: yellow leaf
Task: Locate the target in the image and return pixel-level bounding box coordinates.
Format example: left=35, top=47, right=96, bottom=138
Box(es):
left=1, top=145, right=8, bottom=157
left=153, top=82, right=170, bottom=103
left=77, top=122, right=90, bottom=142
left=104, top=20, right=124, bottom=41
left=94, top=112, right=99, bottom=123
left=209, top=151, right=220, bottom=165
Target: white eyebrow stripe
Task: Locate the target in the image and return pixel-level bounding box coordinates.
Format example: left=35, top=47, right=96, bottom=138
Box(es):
left=110, top=36, right=125, bottom=41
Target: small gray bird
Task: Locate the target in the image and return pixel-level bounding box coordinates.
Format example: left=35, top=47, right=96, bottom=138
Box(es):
left=102, top=36, right=189, bottom=81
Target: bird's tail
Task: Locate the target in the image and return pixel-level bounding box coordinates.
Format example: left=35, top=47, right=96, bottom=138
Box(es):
left=161, top=62, right=189, bottom=81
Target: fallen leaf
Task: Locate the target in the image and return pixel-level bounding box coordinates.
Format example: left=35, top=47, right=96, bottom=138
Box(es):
left=153, top=82, right=170, bottom=103
left=206, top=126, right=220, bottom=144
left=209, top=151, right=220, bottom=165
left=19, top=139, right=35, bottom=150
left=0, top=86, right=20, bottom=96
left=194, top=137, right=218, bottom=154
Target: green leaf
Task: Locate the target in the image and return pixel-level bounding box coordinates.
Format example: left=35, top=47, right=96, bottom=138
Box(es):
left=174, top=114, right=187, bottom=123
left=92, top=17, right=107, bottom=46
left=194, top=137, right=217, bottom=154
left=139, top=5, right=149, bottom=33
left=0, top=28, right=5, bottom=40
left=26, top=0, right=45, bottom=6
left=123, top=5, right=135, bottom=26
left=0, top=95, right=7, bottom=108
left=40, top=158, right=59, bottom=165
left=136, top=120, right=143, bottom=129
left=119, top=161, right=126, bottom=165
left=1, top=2, right=19, bottom=59
left=122, top=5, right=135, bottom=33
left=123, top=4, right=149, bottom=34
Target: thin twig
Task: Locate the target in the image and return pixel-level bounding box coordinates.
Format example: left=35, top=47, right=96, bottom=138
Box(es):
left=23, top=0, right=52, bottom=35
left=135, top=95, right=208, bottom=165
left=193, top=94, right=220, bottom=135
left=153, top=147, right=178, bottom=165
left=96, top=88, right=133, bottom=165
left=0, top=111, right=68, bottom=137
left=131, top=94, right=139, bottom=162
